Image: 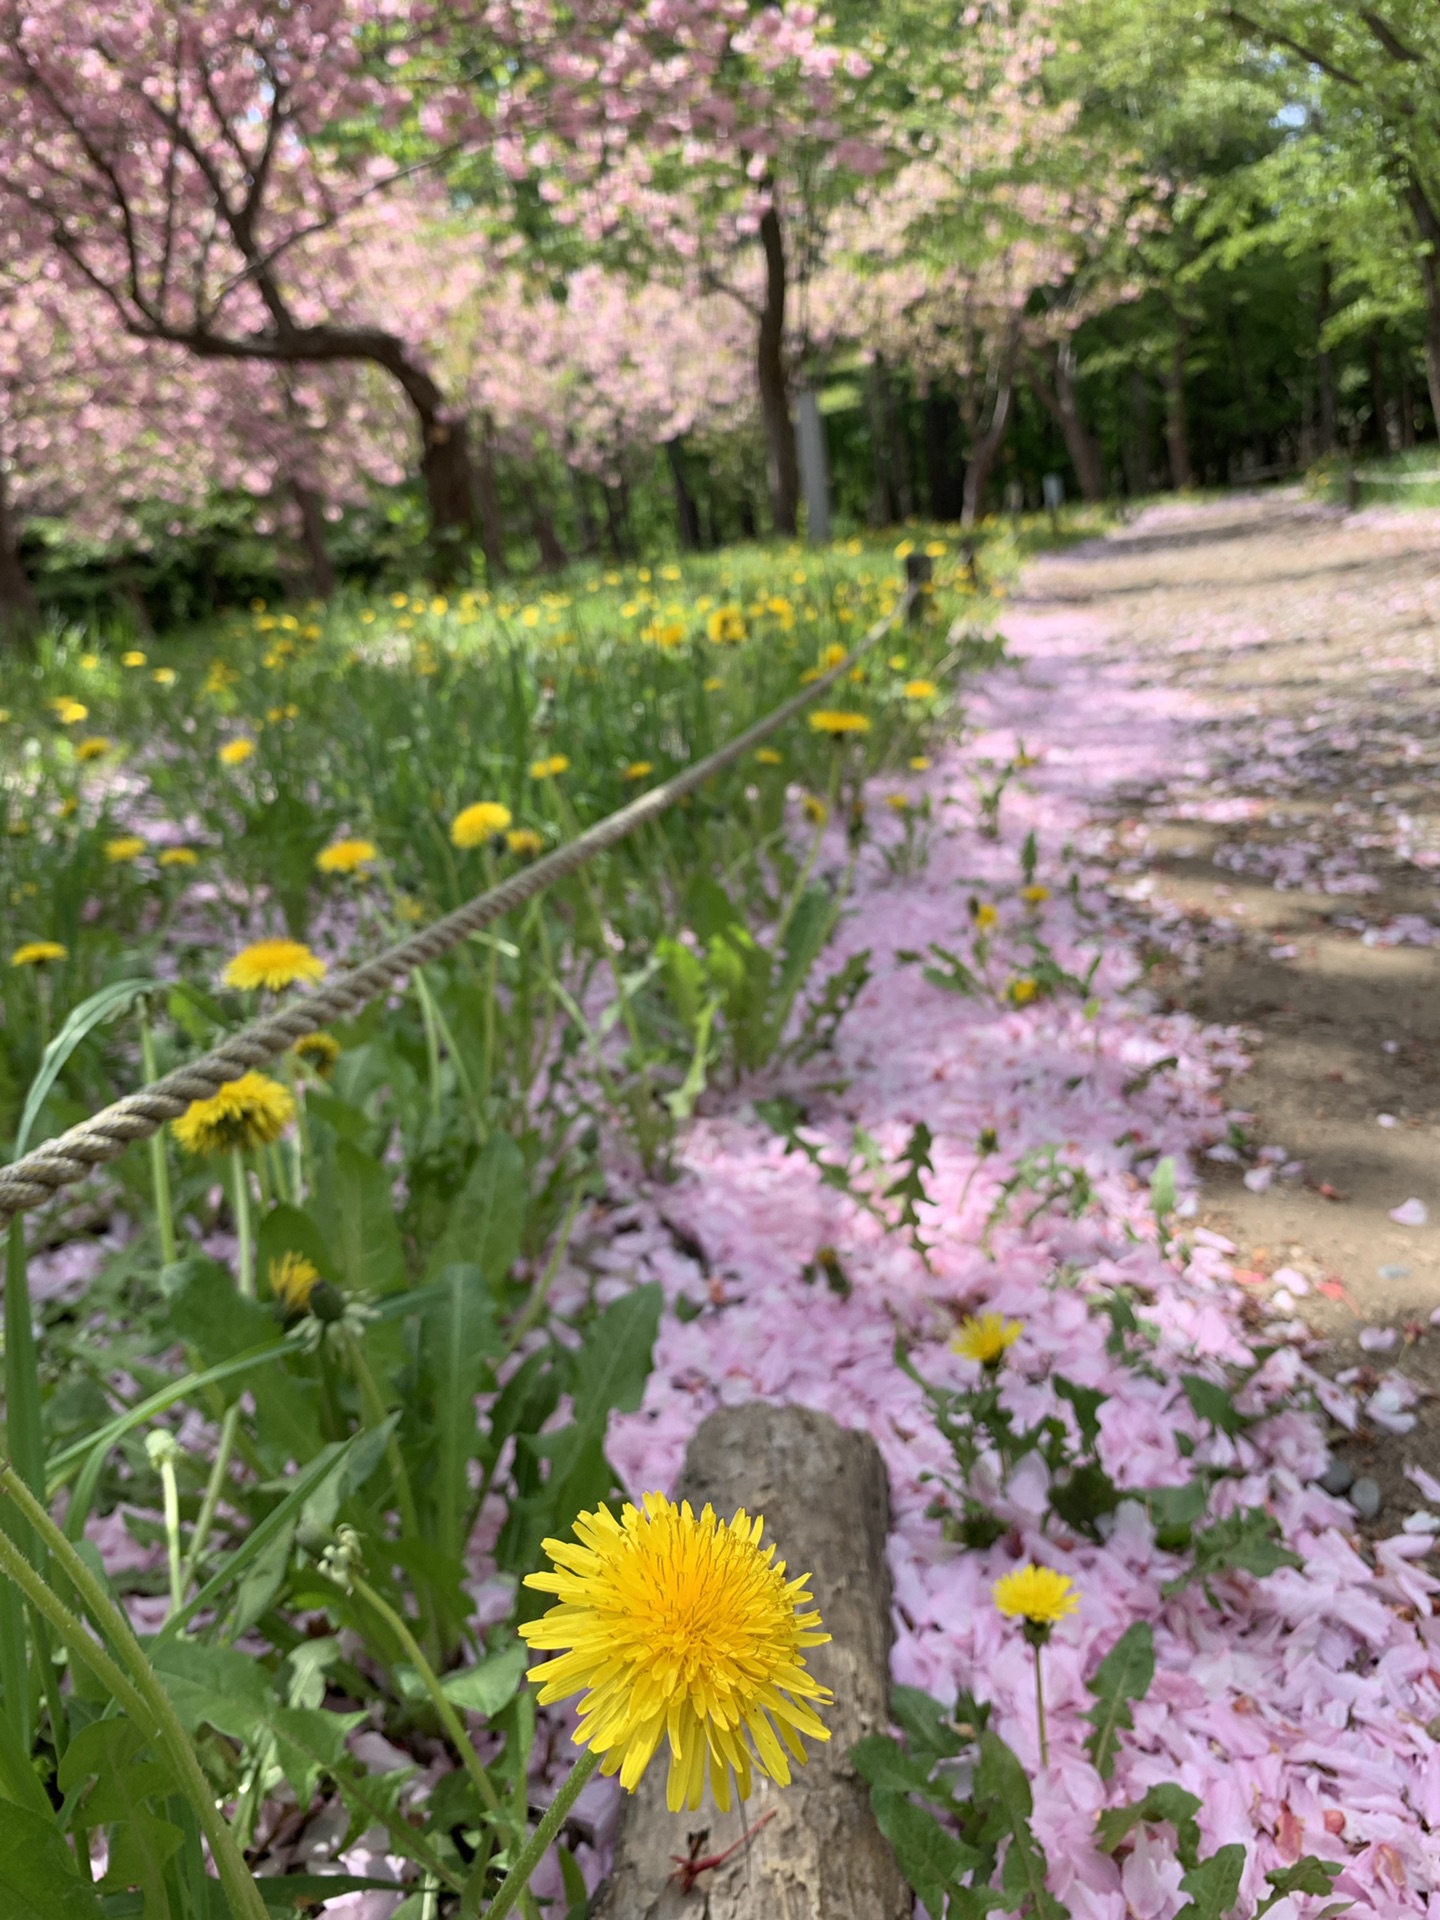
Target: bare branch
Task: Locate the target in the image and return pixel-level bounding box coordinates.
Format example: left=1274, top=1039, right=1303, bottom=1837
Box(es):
left=1222, top=8, right=1364, bottom=88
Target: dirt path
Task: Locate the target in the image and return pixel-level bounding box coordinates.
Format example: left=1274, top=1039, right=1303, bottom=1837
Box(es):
left=1011, top=490, right=1440, bottom=1508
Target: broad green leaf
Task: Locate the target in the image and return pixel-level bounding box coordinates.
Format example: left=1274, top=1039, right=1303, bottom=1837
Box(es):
left=851, top=1732, right=947, bottom=1800
left=422, top=1262, right=501, bottom=1567
left=1084, top=1621, right=1155, bottom=1781
left=0, top=1702, right=55, bottom=1817
left=1254, top=1858, right=1346, bottom=1919
left=58, top=1721, right=181, bottom=1919
left=313, top=1140, right=406, bottom=1294
left=424, top=1133, right=526, bottom=1285
left=1053, top=1376, right=1106, bottom=1452
left=1095, top=1782, right=1202, bottom=1870
left=976, top=1732, right=1065, bottom=1920
left=870, top=1788, right=976, bottom=1920
left=149, top=1638, right=271, bottom=1742
left=0, top=1807, right=107, bottom=1920
left=14, top=977, right=157, bottom=1159
left=1176, top=1845, right=1246, bottom=1920
left=1162, top=1508, right=1302, bottom=1600
left=890, top=1685, right=966, bottom=1765
left=1180, top=1374, right=1250, bottom=1437
left=440, top=1640, right=529, bottom=1717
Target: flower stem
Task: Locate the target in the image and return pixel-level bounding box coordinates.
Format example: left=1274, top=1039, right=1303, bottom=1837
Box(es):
left=1033, top=1640, right=1048, bottom=1769
left=138, top=1007, right=178, bottom=1267
left=480, top=1747, right=600, bottom=1920
left=181, top=1152, right=253, bottom=1584
left=0, top=1463, right=270, bottom=1920
left=350, top=1574, right=508, bottom=1833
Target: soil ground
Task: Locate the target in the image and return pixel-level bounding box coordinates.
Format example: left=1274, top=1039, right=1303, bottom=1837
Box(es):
left=1013, top=491, right=1440, bottom=1517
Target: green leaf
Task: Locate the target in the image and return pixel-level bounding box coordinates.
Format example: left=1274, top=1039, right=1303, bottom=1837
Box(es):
left=440, top=1639, right=529, bottom=1718
left=1162, top=1508, right=1302, bottom=1601
left=313, top=1140, right=406, bottom=1294
left=1053, top=1376, right=1106, bottom=1452
left=1176, top=1845, right=1245, bottom=1920
left=975, top=1732, right=1065, bottom=1920
left=1253, top=1858, right=1346, bottom=1920
left=424, top=1133, right=526, bottom=1285
left=15, top=977, right=158, bottom=1159
left=657, top=934, right=707, bottom=1035
left=1095, top=1783, right=1202, bottom=1870
left=891, top=1685, right=965, bottom=1765
left=1084, top=1622, right=1155, bottom=1781
left=870, top=1788, right=977, bottom=1920
left=0, top=1807, right=107, bottom=1919
left=149, top=1639, right=271, bottom=1743
left=162, top=1255, right=283, bottom=1370
left=851, top=1733, right=946, bottom=1800
left=0, top=1704, right=55, bottom=1818
left=1048, top=1460, right=1122, bottom=1539
left=1181, top=1375, right=1251, bottom=1438
left=422, top=1262, right=501, bottom=1566
left=58, top=1721, right=181, bottom=1919
left=1150, top=1156, right=1177, bottom=1226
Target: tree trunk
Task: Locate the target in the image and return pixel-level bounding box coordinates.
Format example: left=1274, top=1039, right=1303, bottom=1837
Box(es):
left=1125, top=364, right=1150, bottom=496
left=1369, top=332, right=1392, bottom=453
left=1163, top=335, right=1194, bottom=490
left=960, top=321, right=1021, bottom=528
left=474, top=420, right=507, bottom=579
left=0, top=460, right=36, bottom=645
left=1399, top=356, right=1417, bottom=448
left=756, top=203, right=800, bottom=536
left=290, top=479, right=336, bottom=598
left=666, top=438, right=702, bottom=550
left=601, top=481, right=628, bottom=558
left=865, top=360, right=898, bottom=525
left=1317, top=258, right=1337, bottom=455
left=569, top=465, right=599, bottom=556
left=1026, top=343, right=1105, bottom=501
left=1404, top=176, right=1440, bottom=438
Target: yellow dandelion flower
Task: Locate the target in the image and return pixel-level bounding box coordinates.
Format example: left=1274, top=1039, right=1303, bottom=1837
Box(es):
left=11, top=941, right=66, bottom=968
left=316, top=838, right=378, bottom=875
left=802, top=794, right=828, bottom=825
left=925, top=540, right=947, bottom=558
left=622, top=761, right=654, bottom=783
left=808, top=711, right=871, bottom=738
left=56, top=798, right=78, bottom=820
left=894, top=539, right=915, bottom=559
left=451, top=801, right=513, bottom=848
left=51, top=698, right=88, bottom=726
left=799, top=667, right=823, bottom=686
left=122, top=650, right=147, bottom=668
left=992, top=1564, right=1079, bottom=1628
left=706, top=606, right=747, bottom=645
left=506, top=828, right=545, bottom=859
left=159, top=847, right=198, bottom=868
left=223, top=938, right=327, bottom=992
left=269, top=1251, right=321, bottom=1318
left=80, top=653, right=99, bottom=670
left=105, top=836, right=146, bottom=863
left=219, top=739, right=255, bottom=767
left=888, top=654, right=907, bottom=670
left=952, top=1311, right=1022, bottom=1366
left=75, top=736, right=111, bottom=762
left=820, top=643, right=847, bottom=670
left=1021, top=884, right=1051, bottom=905
left=530, top=754, right=569, bottom=780
left=1008, top=977, right=1038, bottom=1006
left=703, top=676, right=724, bottom=692
left=294, top=1031, right=341, bottom=1077
left=903, top=679, right=937, bottom=701
left=172, top=1072, right=296, bottom=1156
left=910, top=755, right=932, bottom=772
left=886, top=793, right=911, bottom=812
left=755, top=747, right=783, bottom=767
left=152, top=668, right=177, bottom=688
left=974, top=903, right=999, bottom=931
left=520, top=1492, right=832, bottom=1812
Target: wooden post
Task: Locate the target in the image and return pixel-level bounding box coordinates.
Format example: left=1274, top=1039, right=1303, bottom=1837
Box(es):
left=595, top=1404, right=907, bottom=1919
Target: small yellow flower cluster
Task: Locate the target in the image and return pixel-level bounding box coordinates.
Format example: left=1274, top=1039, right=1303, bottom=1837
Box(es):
left=316, top=838, right=377, bottom=875
left=451, top=801, right=512, bottom=848
left=11, top=941, right=66, bottom=968
left=706, top=606, right=746, bottom=645
left=172, top=1072, right=295, bottom=1156
left=530, top=754, right=569, bottom=780
left=223, top=938, right=327, bottom=991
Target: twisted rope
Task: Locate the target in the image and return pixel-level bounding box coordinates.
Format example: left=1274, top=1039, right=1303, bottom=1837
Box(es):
left=0, top=587, right=916, bottom=1234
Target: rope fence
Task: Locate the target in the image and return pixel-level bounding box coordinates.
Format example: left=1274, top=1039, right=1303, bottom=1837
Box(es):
left=0, top=582, right=920, bottom=1235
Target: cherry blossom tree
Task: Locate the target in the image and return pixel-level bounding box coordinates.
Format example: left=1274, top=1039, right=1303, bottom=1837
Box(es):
left=0, top=0, right=482, bottom=572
